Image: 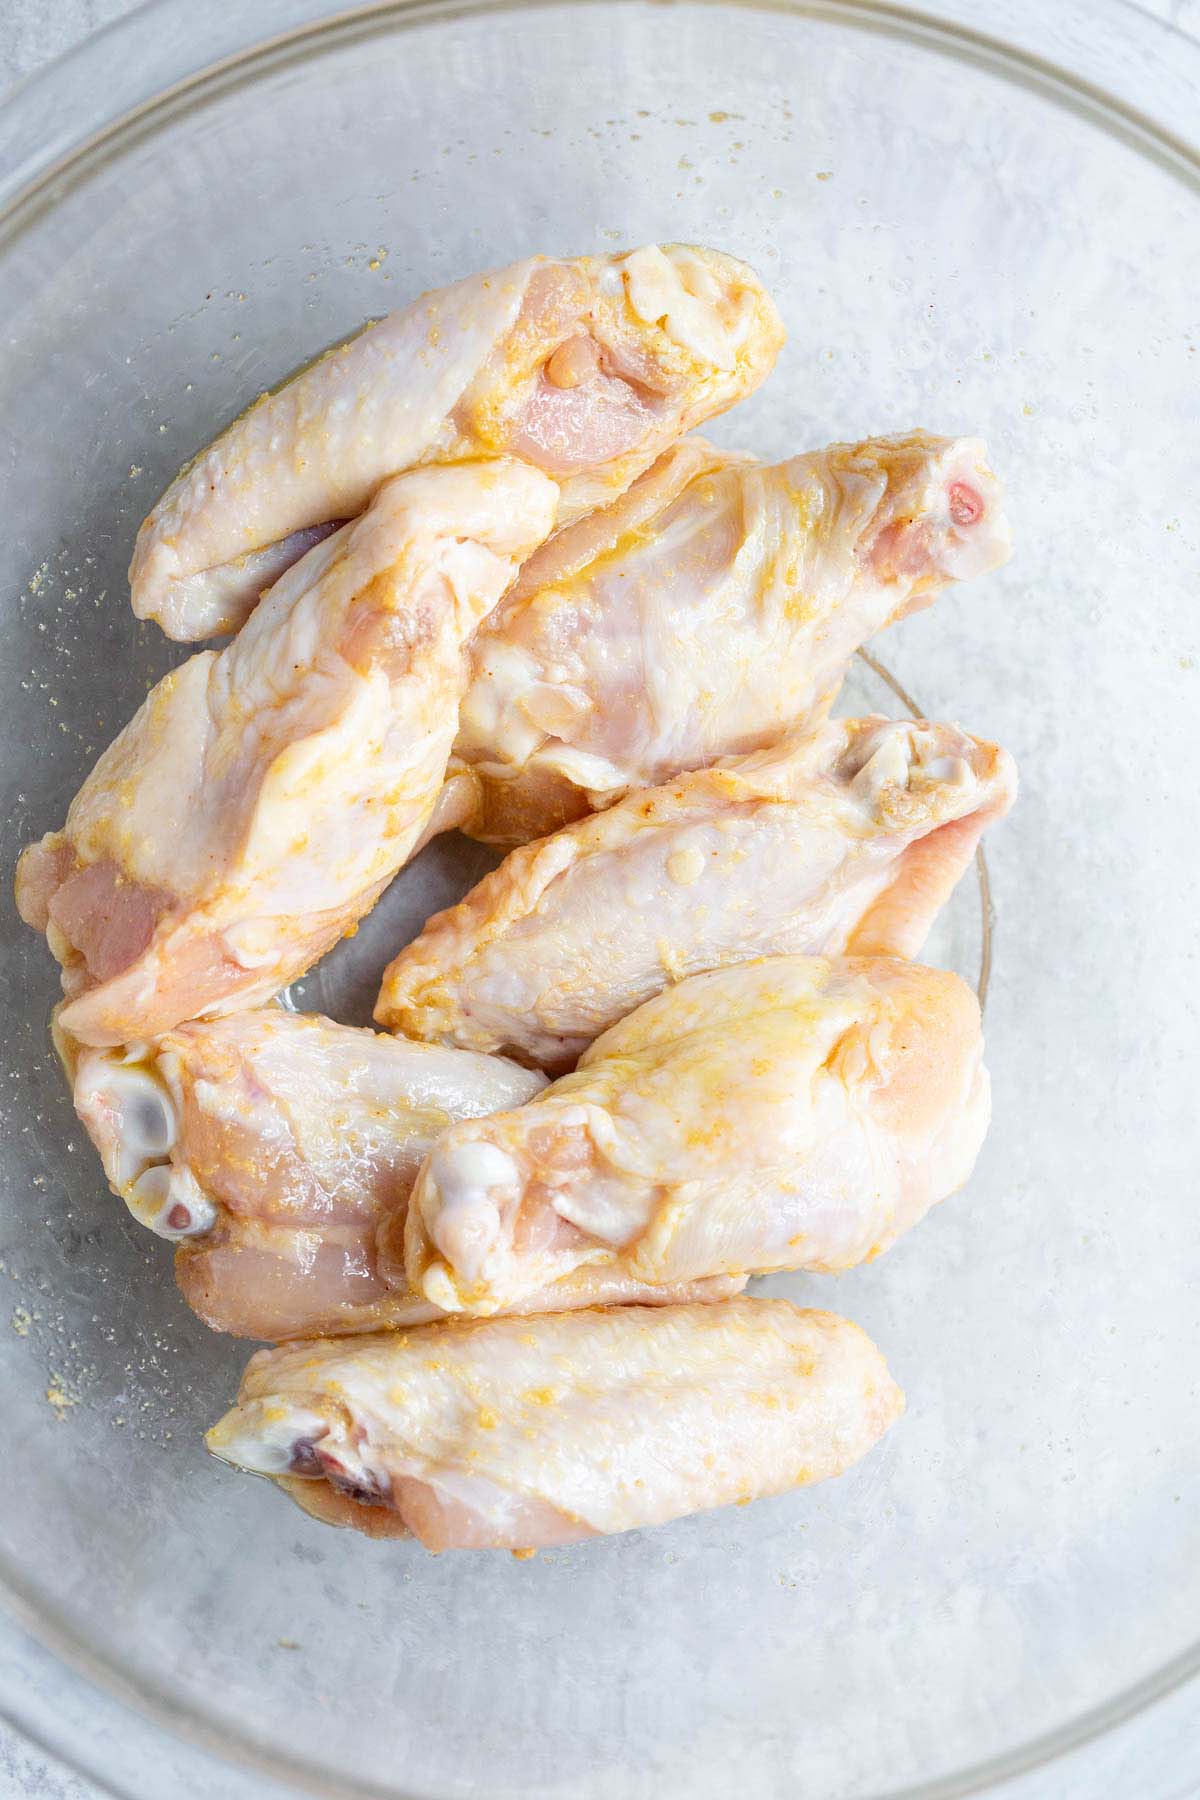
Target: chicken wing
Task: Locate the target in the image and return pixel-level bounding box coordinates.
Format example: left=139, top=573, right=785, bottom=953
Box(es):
left=68, top=1009, right=739, bottom=1340
left=445, top=431, right=1011, bottom=844
left=206, top=1298, right=903, bottom=1547
left=401, top=955, right=988, bottom=1315
left=376, top=717, right=1016, bottom=1072
left=16, top=461, right=557, bottom=1048
left=67, top=1008, right=540, bottom=1337
left=131, top=246, right=784, bottom=639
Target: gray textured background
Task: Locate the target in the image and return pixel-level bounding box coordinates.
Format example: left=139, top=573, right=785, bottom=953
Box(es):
left=1, top=2, right=1199, bottom=1797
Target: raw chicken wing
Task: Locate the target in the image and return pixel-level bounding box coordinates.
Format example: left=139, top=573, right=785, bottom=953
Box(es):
left=69, top=1009, right=739, bottom=1340
left=131, top=246, right=784, bottom=639
left=377, top=716, right=1016, bottom=1071
left=444, top=430, right=1011, bottom=843
left=206, top=1298, right=903, bottom=1547
left=68, top=1009, right=541, bottom=1338
left=16, top=461, right=557, bottom=1047
left=402, top=955, right=989, bottom=1315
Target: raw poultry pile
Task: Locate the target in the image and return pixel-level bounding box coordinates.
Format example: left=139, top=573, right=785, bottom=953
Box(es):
left=16, top=245, right=1016, bottom=1553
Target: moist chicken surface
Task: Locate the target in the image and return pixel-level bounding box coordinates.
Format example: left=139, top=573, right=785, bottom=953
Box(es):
left=206, top=1298, right=903, bottom=1548
left=16, top=461, right=557, bottom=1048
left=440, top=430, right=1011, bottom=845
left=401, top=954, right=989, bottom=1315
left=13, top=238, right=1019, bottom=1556
left=68, top=1008, right=741, bottom=1341
left=69, top=1009, right=541, bottom=1337
left=376, top=716, right=1016, bottom=1072
left=130, top=246, right=784, bottom=640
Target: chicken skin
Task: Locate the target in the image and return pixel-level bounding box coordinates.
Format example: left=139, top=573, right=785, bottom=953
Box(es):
left=68, top=1009, right=740, bottom=1340
left=206, top=1298, right=903, bottom=1548
left=68, top=1009, right=540, bottom=1337
left=442, top=430, right=1011, bottom=845
left=376, top=717, right=1016, bottom=1072
left=400, top=955, right=989, bottom=1316
left=16, top=461, right=557, bottom=1048
left=130, top=246, right=784, bottom=639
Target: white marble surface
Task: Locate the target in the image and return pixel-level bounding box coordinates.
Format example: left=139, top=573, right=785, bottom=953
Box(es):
left=2, top=2, right=1200, bottom=1797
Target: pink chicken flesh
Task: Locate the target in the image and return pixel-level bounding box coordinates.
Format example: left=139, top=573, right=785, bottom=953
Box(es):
left=66, top=1008, right=741, bottom=1341
left=17, top=461, right=557, bottom=1048
left=130, top=245, right=784, bottom=640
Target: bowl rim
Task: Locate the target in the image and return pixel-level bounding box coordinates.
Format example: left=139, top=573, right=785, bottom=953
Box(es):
left=1, top=1, right=1198, bottom=1796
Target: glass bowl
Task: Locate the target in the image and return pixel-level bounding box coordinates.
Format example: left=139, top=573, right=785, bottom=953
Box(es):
left=1, top=3, right=1198, bottom=1796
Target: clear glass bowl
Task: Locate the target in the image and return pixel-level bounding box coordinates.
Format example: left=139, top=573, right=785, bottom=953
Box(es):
left=1, top=3, right=1198, bottom=1796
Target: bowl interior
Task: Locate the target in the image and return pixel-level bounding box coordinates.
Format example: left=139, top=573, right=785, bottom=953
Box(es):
left=1, top=4, right=1199, bottom=1797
